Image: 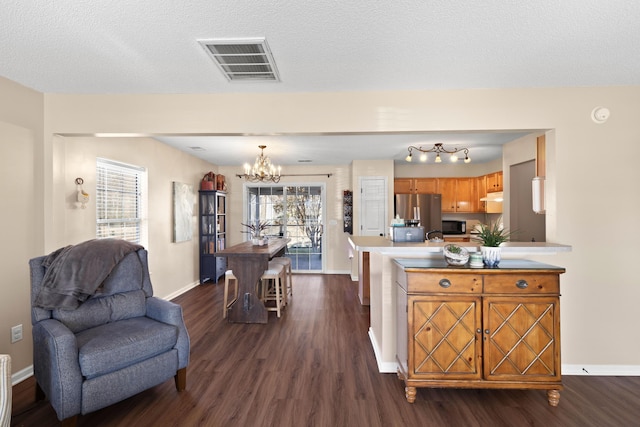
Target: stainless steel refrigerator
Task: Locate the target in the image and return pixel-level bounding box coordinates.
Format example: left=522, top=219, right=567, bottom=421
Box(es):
left=394, top=193, right=442, bottom=233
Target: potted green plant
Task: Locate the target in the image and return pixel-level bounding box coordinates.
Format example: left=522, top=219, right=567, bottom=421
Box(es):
left=472, top=218, right=516, bottom=267
left=241, top=220, right=271, bottom=245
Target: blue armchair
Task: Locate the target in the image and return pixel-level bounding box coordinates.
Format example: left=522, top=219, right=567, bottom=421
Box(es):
left=29, top=246, right=190, bottom=427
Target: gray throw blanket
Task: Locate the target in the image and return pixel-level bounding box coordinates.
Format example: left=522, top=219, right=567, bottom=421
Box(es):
left=35, top=239, right=143, bottom=310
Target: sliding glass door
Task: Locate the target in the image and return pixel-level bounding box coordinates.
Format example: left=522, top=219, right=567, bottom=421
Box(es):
left=246, top=184, right=324, bottom=272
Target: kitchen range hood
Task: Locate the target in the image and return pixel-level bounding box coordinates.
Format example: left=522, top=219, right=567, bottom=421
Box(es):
left=480, top=191, right=503, bottom=202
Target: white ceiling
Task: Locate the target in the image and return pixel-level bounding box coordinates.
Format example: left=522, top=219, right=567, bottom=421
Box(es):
left=2, top=0, right=636, bottom=165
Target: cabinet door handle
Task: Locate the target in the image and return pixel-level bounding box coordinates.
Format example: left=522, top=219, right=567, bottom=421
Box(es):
left=439, top=278, right=452, bottom=288
left=476, top=328, right=482, bottom=334
left=484, top=329, right=490, bottom=334
left=515, top=279, right=528, bottom=289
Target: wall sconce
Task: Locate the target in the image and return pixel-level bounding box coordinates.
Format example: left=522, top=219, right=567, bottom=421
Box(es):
left=75, top=177, right=90, bottom=209
left=406, top=143, right=471, bottom=163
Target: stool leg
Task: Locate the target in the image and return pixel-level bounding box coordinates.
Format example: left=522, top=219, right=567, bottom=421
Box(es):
left=223, top=274, right=238, bottom=319
left=233, top=277, right=238, bottom=303
left=275, top=277, right=281, bottom=318
left=281, top=270, right=288, bottom=306
left=223, top=278, right=229, bottom=319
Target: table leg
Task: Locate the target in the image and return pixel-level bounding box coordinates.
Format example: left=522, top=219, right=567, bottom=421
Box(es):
left=227, top=256, right=269, bottom=323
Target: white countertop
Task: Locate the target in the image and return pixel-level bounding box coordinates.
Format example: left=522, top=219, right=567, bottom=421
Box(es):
left=348, top=235, right=571, bottom=254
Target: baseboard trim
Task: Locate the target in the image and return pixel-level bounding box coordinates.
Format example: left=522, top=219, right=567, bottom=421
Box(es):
left=12, top=364, right=33, bottom=386
left=164, top=280, right=200, bottom=301
left=562, top=364, right=640, bottom=376
left=368, top=328, right=396, bottom=373
left=324, top=269, right=351, bottom=275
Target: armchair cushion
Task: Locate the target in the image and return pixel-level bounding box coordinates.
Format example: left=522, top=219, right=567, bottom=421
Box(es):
left=76, top=316, right=178, bottom=379
left=52, top=290, right=146, bottom=333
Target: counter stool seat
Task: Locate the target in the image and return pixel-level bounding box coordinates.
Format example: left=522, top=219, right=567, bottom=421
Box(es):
left=223, top=270, right=238, bottom=319
left=270, top=257, right=293, bottom=304
left=261, top=262, right=286, bottom=318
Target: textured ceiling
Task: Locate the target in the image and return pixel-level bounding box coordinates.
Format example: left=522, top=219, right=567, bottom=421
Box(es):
left=2, top=0, right=636, bottom=164
left=2, top=0, right=637, bottom=94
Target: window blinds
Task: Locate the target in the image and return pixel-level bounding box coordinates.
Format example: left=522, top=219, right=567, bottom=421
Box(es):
left=96, top=158, right=145, bottom=243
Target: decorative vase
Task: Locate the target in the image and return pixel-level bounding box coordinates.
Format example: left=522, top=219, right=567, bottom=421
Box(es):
left=481, top=246, right=501, bottom=267
left=469, top=253, right=483, bottom=268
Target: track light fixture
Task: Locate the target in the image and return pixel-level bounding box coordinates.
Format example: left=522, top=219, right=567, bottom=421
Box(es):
left=405, top=143, right=471, bottom=164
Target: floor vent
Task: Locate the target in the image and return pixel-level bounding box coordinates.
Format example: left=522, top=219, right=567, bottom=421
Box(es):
left=198, top=38, right=280, bottom=82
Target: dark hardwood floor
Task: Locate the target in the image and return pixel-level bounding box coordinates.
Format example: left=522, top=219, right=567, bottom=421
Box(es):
left=11, top=273, right=640, bottom=426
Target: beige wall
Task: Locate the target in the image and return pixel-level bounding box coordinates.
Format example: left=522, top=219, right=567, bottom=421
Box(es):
left=3, top=81, right=640, bottom=374
left=54, top=136, right=218, bottom=298
left=0, top=77, right=43, bottom=374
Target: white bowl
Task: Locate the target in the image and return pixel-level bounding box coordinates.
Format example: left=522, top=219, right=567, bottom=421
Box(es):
left=443, top=244, right=470, bottom=266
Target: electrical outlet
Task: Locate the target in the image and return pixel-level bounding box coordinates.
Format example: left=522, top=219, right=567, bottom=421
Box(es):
left=11, top=324, right=23, bottom=343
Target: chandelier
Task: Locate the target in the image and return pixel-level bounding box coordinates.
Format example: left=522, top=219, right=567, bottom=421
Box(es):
left=405, top=143, right=471, bottom=164
left=241, top=145, right=282, bottom=183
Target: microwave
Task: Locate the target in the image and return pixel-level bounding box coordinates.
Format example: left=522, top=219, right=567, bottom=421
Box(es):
left=442, top=220, right=466, bottom=235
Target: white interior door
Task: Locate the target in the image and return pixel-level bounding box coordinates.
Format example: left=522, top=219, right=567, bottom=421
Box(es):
left=359, top=177, right=387, bottom=236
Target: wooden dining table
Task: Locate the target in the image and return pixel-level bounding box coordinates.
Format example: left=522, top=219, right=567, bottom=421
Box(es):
left=214, top=238, right=289, bottom=323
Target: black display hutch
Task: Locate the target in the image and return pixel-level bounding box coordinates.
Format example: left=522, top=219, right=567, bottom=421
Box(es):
left=198, top=190, right=227, bottom=283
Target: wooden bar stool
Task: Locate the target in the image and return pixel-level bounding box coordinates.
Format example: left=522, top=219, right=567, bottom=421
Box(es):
left=260, top=261, right=286, bottom=318
left=222, top=270, right=238, bottom=319
left=270, top=257, right=293, bottom=305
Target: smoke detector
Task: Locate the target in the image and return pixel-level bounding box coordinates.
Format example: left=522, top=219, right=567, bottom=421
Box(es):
left=591, top=106, right=610, bottom=124
left=198, top=37, right=280, bottom=82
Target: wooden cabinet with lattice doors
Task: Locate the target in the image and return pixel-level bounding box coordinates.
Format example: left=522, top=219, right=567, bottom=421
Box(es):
left=396, top=260, right=564, bottom=407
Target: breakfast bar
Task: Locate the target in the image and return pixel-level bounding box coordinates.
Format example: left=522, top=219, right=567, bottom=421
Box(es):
left=214, top=238, right=288, bottom=323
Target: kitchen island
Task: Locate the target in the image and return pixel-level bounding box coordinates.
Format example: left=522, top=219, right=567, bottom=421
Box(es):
left=348, top=235, right=571, bottom=373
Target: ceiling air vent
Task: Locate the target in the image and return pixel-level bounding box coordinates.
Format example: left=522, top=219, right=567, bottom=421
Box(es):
left=198, top=38, right=280, bottom=82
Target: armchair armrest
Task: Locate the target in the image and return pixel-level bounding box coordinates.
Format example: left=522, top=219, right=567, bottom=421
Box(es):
left=146, top=297, right=190, bottom=369
left=32, top=319, right=82, bottom=421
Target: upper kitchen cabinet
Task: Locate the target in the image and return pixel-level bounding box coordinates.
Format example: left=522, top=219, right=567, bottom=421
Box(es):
left=394, top=178, right=438, bottom=194
left=438, top=178, right=474, bottom=213
left=486, top=171, right=503, bottom=193
left=474, top=175, right=487, bottom=212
